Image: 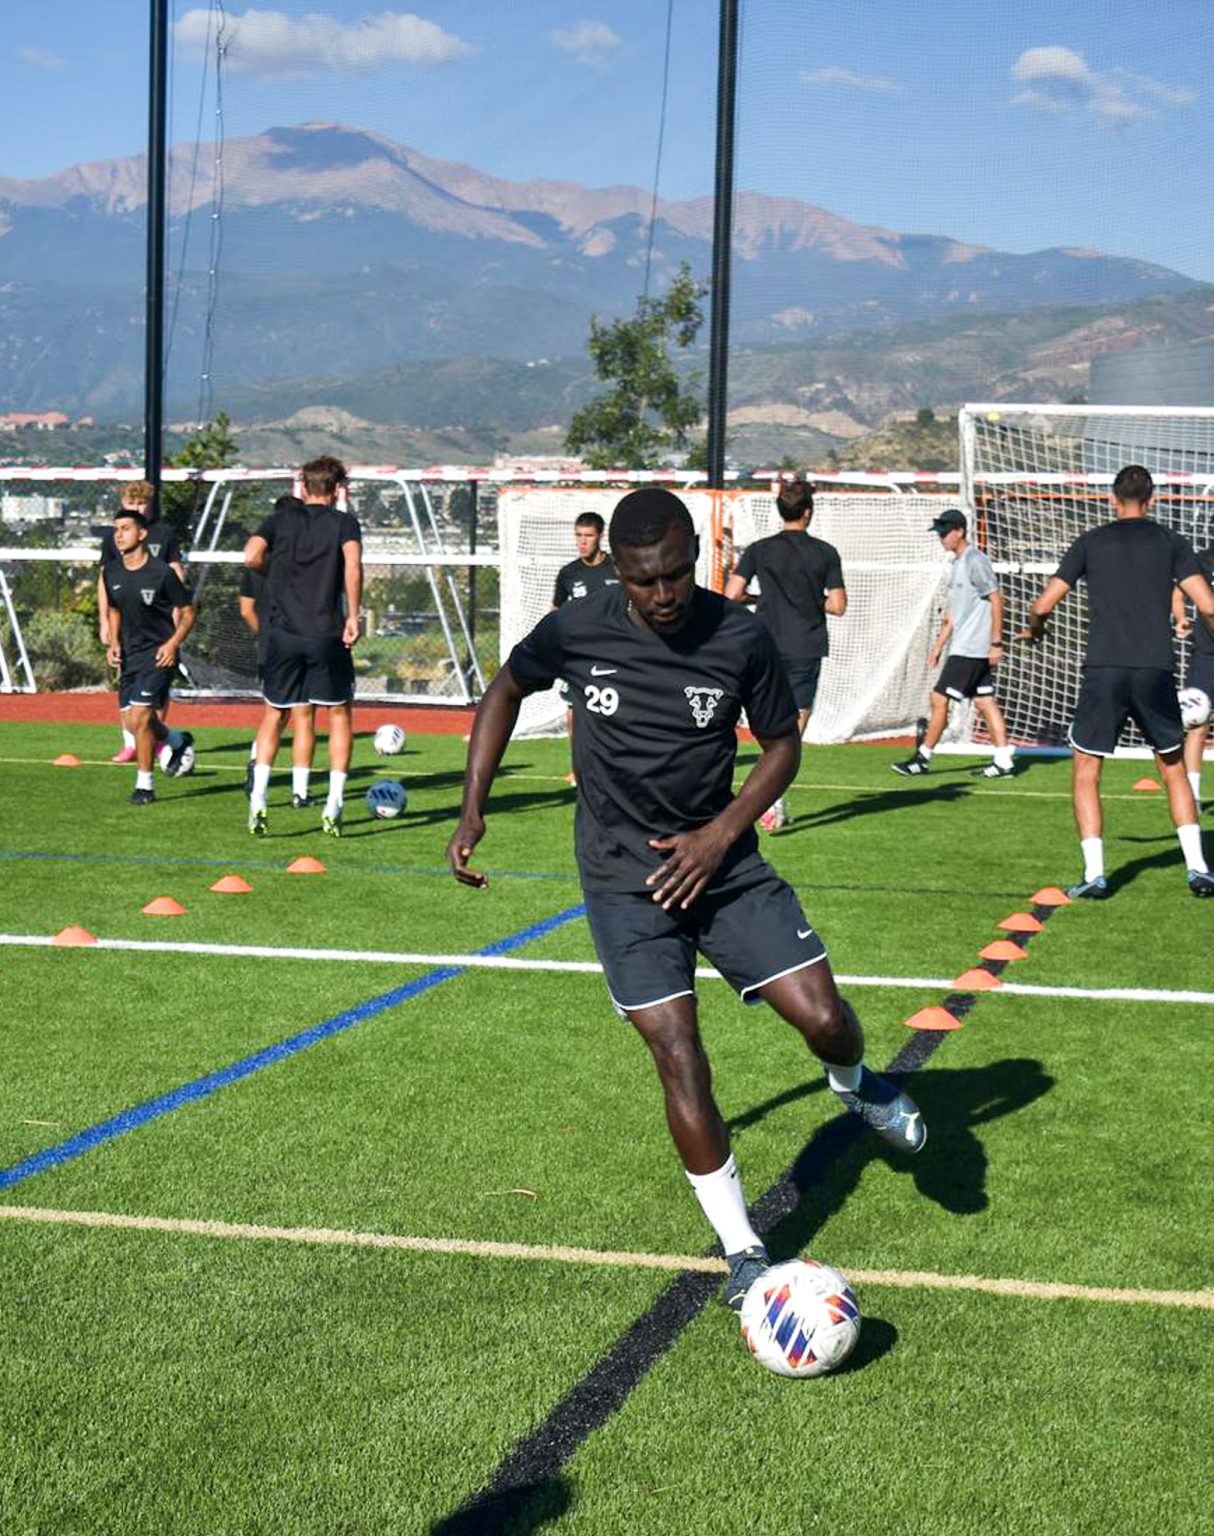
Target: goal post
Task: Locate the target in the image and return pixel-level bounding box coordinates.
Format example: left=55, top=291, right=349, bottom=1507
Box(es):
left=957, top=403, right=1214, bottom=751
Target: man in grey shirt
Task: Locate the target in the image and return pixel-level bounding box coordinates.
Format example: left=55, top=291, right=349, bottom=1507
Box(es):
left=893, top=508, right=1015, bottom=778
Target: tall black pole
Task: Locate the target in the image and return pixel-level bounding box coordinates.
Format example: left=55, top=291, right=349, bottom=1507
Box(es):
left=144, top=0, right=169, bottom=489
left=706, top=0, right=739, bottom=490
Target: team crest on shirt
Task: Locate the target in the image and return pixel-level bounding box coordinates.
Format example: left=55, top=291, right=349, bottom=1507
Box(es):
left=148, top=542, right=162, bottom=558
left=140, top=588, right=155, bottom=605
left=684, top=686, right=724, bottom=728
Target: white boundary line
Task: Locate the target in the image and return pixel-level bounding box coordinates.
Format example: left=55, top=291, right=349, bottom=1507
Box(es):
left=2, top=932, right=1211, bottom=1005
left=1, top=1203, right=1209, bottom=1310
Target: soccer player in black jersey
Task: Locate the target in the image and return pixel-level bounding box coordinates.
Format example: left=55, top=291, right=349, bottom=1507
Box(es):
left=448, top=487, right=925, bottom=1313
left=97, top=480, right=188, bottom=765
left=551, top=510, right=619, bottom=782
left=1174, top=537, right=1214, bottom=812
left=103, top=508, right=196, bottom=804
left=243, top=458, right=362, bottom=836
left=1021, top=465, right=1214, bottom=897
left=238, top=495, right=317, bottom=806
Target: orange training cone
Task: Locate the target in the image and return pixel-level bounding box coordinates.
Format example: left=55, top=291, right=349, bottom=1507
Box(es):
left=210, top=875, right=253, bottom=894
left=142, top=896, right=187, bottom=917
left=1032, top=887, right=1072, bottom=906
left=953, top=968, right=1003, bottom=990
left=905, top=1006, right=963, bottom=1031
left=1133, top=777, right=1161, bottom=792
left=979, top=939, right=1027, bottom=961
left=52, top=926, right=98, bottom=946
left=53, top=754, right=81, bottom=767
left=287, top=856, right=326, bottom=874
left=999, top=912, right=1044, bottom=933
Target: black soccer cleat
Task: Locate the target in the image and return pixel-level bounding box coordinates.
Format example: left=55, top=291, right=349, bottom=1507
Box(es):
left=291, top=794, right=315, bottom=810
left=1188, top=869, right=1214, bottom=897
left=1066, top=875, right=1109, bottom=900
left=164, top=730, right=194, bottom=777
left=971, top=761, right=1016, bottom=779
left=892, top=752, right=930, bottom=777
left=723, top=1244, right=770, bottom=1314
left=834, top=1067, right=927, bottom=1153
left=128, top=787, right=156, bottom=806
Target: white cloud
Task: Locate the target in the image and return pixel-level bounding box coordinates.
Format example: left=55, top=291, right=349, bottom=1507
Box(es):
left=173, top=8, right=471, bottom=78
left=18, top=47, right=68, bottom=71
left=549, top=21, right=622, bottom=68
left=1011, top=46, right=1194, bottom=129
left=801, top=66, right=896, bottom=94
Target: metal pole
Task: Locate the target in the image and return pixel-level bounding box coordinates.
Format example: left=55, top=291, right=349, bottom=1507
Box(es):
left=706, top=0, right=739, bottom=490
left=467, top=480, right=479, bottom=665
left=144, top=0, right=169, bottom=490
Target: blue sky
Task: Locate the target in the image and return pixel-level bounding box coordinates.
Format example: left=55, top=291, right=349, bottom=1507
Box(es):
left=3, top=0, right=1213, bottom=278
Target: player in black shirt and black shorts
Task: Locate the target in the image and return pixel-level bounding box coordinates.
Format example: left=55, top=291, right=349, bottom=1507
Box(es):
left=1178, top=540, right=1214, bottom=812
left=1022, top=465, right=1214, bottom=897
left=448, top=488, right=925, bottom=1315
left=552, top=510, right=619, bottom=781
left=103, top=507, right=197, bottom=804
left=243, top=457, right=362, bottom=837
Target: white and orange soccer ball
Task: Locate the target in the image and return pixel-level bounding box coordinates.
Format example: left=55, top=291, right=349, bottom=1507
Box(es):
left=739, top=1259, right=861, bottom=1378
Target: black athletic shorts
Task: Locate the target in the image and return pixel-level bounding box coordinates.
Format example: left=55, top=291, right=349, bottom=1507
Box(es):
left=262, top=629, right=354, bottom=708
left=781, top=657, right=823, bottom=712
left=582, top=852, right=828, bottom=1014
left=934, top=655, right=995, bottom=700
left=1185, top=654, right=1214, bottom=707
left=118, top=657, right=173, bottom=711
left=1068, top=666, right=1183, bottom=757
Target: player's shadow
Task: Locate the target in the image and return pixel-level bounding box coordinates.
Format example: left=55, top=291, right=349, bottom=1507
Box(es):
left=1103, top=842, right=1189, bottom=894
left=748, top=1057, right=1054, bottom=1269
left=429, top=1476, right=573, bottom=1536
left=777, top=782, right=968, bottom=834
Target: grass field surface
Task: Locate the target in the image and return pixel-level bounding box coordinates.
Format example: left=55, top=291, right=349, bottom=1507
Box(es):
left=0, top=719, right=1210, bottom=1535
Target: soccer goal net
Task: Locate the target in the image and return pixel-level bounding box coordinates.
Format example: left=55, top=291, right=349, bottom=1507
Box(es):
left=498, top=478, right=959, bottom=742
left=959, top=404, right=1214, bottom=749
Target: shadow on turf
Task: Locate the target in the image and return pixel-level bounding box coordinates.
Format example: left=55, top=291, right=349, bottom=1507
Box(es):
left=774, top=782, right=969, bottom=835
left=429, top=1477, right=573, bottom=1536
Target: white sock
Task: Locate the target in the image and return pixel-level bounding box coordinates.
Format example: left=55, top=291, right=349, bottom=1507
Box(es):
left=918, top=744, right=934, bottom=761
left=249, top=741, right=258, bottom=761
left=250, top=761, right=272, bottom=812
left=826, top=1059, right=863, bottom=1094
left=122, top=728, right=136, bottom=750
left=136, top=769, right=154, bottom=791
left=1188, top=771, right=1202, bottom=803
left=994, top=746, right=1015, bottom=769
left=1081, top=837, right=1104, bottom=882
left=685, top=1154, right=761, bottom=1256
left=1177, top=822, right=1208, bottom=874
left=326, top=770, right=347, bottom=815
left=292, top=766, right=310, bottom=798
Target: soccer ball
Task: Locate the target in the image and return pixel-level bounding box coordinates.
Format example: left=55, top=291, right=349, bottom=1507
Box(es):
left=758, top=797, right=791, bottom=833
left=366, top=779, right=407, bottom=819
left=1178, top=687, right=1212, bottom=730
left=373, top=722, right=406, bottom=756
left=173, top=741, right=196, bottom=778
left=739, top=1259, right=861, bottom=1379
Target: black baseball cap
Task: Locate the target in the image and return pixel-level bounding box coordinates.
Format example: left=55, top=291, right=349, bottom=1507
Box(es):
left=929, top=508, right=966, bottom=535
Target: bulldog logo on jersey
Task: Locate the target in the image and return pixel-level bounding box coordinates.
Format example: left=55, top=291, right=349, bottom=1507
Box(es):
left=140, top=588, right=155, bottom=605
left=684, top=686, right=724, bottom=728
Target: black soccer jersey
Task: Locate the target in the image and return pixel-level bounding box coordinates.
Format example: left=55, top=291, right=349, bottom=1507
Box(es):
left=255, top=501, right=361, bottom=638
left=508, top=585, right=798, bottom=893
left=1192, top=546, right=1214, bottom=658
left=735, top=530, right=844, bottom=659
left=104, top=555, right=193, bottom=660
left=99, top=521, right=182, bottom=569
left=552, top=554, right=619, bottom=607
left=1055, top=519, right=1200, bottom=670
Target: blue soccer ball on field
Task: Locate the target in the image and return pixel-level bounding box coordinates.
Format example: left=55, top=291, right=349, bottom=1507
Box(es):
left=366, top=780, right=407, bottom=819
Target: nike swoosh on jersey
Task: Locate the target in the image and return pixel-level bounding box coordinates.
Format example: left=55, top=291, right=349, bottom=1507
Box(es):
left=797, top=927, right=813, bottom=940
left=590, top=666, right=618, bottom=676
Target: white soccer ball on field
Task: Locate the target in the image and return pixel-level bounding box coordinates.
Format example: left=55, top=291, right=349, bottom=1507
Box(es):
left=740, top=1259, right=861, bottom=1379
left=365, top=779, right=407, bottom=819
left=758, top=798, right=791, bottom=833
left=173, top=741, right=196, bottom=778
left=1178, top=686, right=1212, bottom=730
left=373, top=722, right=406, bottom=756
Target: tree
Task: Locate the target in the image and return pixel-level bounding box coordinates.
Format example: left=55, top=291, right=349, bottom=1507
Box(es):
left=566, top=264, right=708, bottom=470
left=161, top=412, right=242, bottom=543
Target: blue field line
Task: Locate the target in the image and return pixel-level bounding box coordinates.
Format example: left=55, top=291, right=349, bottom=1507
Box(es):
left=0, top=848, right=568, bottom=882
left=0, top=902, right=587, bottom=1192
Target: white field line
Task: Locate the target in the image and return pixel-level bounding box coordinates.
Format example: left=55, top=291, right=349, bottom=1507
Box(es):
left=1, top=1203, right=1209, bottom=1310
left=2, top=932, right=1211, bottom=1005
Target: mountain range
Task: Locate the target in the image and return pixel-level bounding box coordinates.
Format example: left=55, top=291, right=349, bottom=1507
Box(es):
left=0, top=121, right=1203, bottom=422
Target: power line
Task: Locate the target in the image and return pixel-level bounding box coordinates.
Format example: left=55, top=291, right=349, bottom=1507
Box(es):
left=642, top=0, right=676, bottom=301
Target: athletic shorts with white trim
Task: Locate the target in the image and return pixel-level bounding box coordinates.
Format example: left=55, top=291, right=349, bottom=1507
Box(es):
left=118, top=658, right=173, bottom=710
left=934, top=654, right=995, bottom=700
left=261, top=628, right=354, bottom=708
left=1068, top=665, right=1183, bottom=757
left=583, top=852, right=827, bottom=1014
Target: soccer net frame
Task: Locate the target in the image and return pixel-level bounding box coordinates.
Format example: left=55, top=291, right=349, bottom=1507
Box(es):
left=958, top=403, right=1214, bottom=753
